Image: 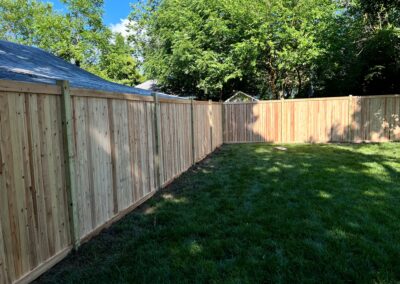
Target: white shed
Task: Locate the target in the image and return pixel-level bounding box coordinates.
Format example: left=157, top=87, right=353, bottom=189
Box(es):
left=224, top=91, right=259, bottom=103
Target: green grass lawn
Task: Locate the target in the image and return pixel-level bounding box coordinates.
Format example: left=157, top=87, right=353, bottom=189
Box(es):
left=36, top=143, right=400, bottom=283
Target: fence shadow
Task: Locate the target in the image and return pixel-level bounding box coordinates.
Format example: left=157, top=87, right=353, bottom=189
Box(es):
left=224, top=96, right=400, bottom=144
left=2, top=84, right=398, bottom=284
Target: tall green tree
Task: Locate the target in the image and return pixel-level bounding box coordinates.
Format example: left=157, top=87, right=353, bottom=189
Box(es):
left=99, top=33, right=143, bottom=86
left=130, top=0, right=399, bottom=99
left=59, top=0, right=110, bottom=67
left=0, top=0, right=143, bottom=86
left=130, top=0, right=337, bottom=99
left=0, top=0, right=69, bottom=53
left=314, top=0, right=400, bottom=96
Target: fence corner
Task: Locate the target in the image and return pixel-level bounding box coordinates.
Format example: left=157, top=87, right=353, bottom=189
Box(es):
left=190, top=98, right=196, bottom=165
left=57, top=80, right=80, bottom=249
left=152, top=93, right=162, bottom=190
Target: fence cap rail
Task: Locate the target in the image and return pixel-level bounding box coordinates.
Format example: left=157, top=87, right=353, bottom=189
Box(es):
left=70, top=87, right=155, bottom=102
left=0, top=79, right=62, bottom=95
left=223, top=94, right=400, bottom=104
left=9, top=79, right=396, bottom=104
left=0, top=79, right=225, bottom=105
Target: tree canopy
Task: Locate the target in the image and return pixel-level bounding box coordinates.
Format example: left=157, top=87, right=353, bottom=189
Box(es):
left=130, top=0, right=400, bottom=100
left=1, top=0, right=398, bottom=99
left=0, top=0, right=143, bottom=86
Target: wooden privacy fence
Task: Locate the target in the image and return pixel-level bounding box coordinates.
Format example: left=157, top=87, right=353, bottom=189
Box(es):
left=1, top=78, right=398, bottom=284
left=224, top=95, right=400, bottom=143
left=0, top=79, right=223, bottom=284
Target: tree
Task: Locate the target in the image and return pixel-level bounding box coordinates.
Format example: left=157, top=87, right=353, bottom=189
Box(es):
left=0, top=0, right=69, bottom=52
left=0, top=0, right=143, bottom=87
left=313, top=0, right=400, bottom=96
left=59, top=0, right=111, bottom=67
left=99, top=33, right=143, bottom=86
left=130, top=0, right=267, bottom=99
left=130, top=0, right=399, bottom=99
left=130, top=0, right=338, bottom=99
left=262, top=0, right=337, bottom=98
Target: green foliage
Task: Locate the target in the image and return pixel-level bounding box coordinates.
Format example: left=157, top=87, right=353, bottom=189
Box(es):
left=100, top=34, right=143, bottom=86
left=130, top=0, right=400, bottom=99
left=59, top=0, right=110, bottom=67
left=0, top=0, right=142, bottom=87
left=314, top=0, right=400, bottom=96
left=0, top=0, right=69, bottom=51
left=129, top=0, right=336, bottom=99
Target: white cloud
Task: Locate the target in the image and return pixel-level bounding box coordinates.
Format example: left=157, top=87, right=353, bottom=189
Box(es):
left=109, top=18, right=144, bottom=63
left=109, top=18, right=133, bottom=38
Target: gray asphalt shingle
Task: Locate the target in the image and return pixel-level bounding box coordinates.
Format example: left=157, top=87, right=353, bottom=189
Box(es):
left=0, top=40, right=181, bottom=100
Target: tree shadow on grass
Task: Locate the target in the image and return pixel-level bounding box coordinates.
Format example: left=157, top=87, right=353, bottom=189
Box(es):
left=35, top=143, right=400, bottom=283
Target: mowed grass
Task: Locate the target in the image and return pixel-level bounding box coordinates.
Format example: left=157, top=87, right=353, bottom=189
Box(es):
left=36, top=143, right=400, bottom=283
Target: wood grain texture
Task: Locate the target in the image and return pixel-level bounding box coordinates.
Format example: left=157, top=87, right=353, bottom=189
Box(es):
left=0, top=215, right=9, bottom=284
left=0, top=80, right=61, bottom=95
left=159, top=102, right=193, bottom=185
left=0, top=93, right=70, bottom=284
left=73, top=97, right=160, bottom=241
left=58, top=81, right=80, bottom=248
left=0, top=85, right=222, bottom=284
left=193, top=102, right=213, bottom=161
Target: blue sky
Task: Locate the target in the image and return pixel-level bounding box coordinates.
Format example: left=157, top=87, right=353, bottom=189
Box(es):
left=45, top=0, right=137, bottom=26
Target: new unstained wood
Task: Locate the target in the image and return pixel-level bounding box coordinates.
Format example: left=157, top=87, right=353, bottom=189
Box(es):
left=224, top=96, right=400, bottom=143
left=0, top=80, right=223, bottom=284
left=2, top=79, right=396, bottom=284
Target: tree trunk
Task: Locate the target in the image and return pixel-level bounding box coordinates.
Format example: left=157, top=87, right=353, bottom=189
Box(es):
left=267, top=58, right=279, bottom=99
left=296, top=68, right=302, bottom=97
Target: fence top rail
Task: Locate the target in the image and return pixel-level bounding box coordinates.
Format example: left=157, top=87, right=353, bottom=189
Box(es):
left=3, top=79, right=395, bottom=105
left=70, top=87, right=155, bottom=102
left=0, top=79, right=62, bottom=95
left=224, top=100, right=282, bottom=105
left=223, top=94, right=400, bottom=105
left=0, top=79, right=222, bottom=105
left=193, top=100, right=221, bottom=105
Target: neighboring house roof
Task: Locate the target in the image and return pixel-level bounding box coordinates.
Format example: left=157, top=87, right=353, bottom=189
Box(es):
left=224, top=91, right=259, bottom=103
left=0, top=40, right=181, bottom=100
left=135, top=80, right=159, bottom=91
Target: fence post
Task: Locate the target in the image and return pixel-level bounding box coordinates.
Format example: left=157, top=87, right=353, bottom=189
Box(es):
left=0, top=142, right=2, bottom=175
left=0, top=211, right=9, bottom=284
left=190, top=98, right=195, bottom=164
left=57, top=80, right=80, bottom=249
left=348, top=95, right=353, bottom=142
left=221, top=102, right=225, bottom=144
left=152, top=93, right=161, bottom=190
left=209, top=100, right=213, bottom=151
left=280, top=97, right=284, bottom=144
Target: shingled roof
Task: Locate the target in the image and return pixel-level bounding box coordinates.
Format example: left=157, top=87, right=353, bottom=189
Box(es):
left=0, top=40, right=181, bottom=100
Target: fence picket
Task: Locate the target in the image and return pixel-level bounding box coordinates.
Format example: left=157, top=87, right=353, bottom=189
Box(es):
left=224, top=96, right=400, bottom=144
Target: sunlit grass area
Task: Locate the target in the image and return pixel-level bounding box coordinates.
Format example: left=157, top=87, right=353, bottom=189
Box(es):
left=36, top=143, right=400, bottom=283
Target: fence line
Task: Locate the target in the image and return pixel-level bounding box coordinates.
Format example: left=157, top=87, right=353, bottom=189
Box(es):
left=0, top=80, right=223, bottom=284
left=224, top=95, right=400, bottom=143
left=1, top=78, right=398, bottom=284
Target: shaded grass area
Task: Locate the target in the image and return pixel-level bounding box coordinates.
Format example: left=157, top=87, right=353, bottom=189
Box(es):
left=36, top=143, right=400, bottom=283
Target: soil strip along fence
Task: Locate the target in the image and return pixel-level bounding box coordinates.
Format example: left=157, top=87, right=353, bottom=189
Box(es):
left=0, top=79, right=222, bottom=284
